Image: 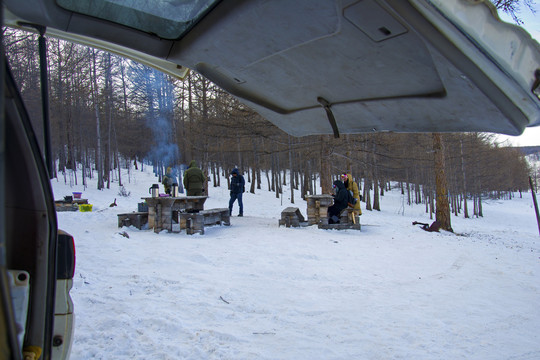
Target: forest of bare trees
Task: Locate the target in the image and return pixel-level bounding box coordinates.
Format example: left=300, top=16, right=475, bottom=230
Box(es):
left=3, top=28, right=536, bottom=221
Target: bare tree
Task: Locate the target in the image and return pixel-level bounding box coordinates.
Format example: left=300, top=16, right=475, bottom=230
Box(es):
left=91, top=49, right=104, bottom=190
left=433, top=133, right=452, bottom=231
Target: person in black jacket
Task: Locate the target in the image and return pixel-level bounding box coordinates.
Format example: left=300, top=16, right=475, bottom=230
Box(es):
left=229, top=168, right=245, bottom=216
left=328, top=180, right=349, bottom=224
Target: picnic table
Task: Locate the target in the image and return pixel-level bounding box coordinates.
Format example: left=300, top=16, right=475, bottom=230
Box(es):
left=142, top=196, right=207, bottom=233
left=305, top=194, right=333, bottom=226
left=305, top=194, right=360, bottom=230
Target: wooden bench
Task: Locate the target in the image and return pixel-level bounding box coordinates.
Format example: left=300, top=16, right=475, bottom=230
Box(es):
left=117, top=212, right=149, bottom=230
left=342, top=208, right=360, bottom=225
left=318, top=208, right=361, bottom=230
left=178, top=208, right=230, bottom=235
left=278, top=207, right=306, bottom=227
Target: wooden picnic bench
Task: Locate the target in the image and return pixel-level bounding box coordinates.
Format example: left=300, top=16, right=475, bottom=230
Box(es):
left=117, top=212, right=149, bottom=230
left=318, top=208, right=361, bottom=230
left=278, top=207, right=306, bottom=227
left=177, top=208, right=230, bottom=235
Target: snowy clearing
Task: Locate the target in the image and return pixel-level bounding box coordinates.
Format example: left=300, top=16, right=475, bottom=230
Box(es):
left=51, top=167, right=540, bottom=360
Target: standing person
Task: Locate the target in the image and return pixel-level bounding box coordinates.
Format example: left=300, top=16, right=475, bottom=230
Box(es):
left=183, top=160, right=205, bottom=196
left=328, top=179, right=349, bottom=224
left=162, top=167, right=176, bottom=195
left=229, top=168, right=245, bottom=216
left=342, top=173, right=362, bottom=216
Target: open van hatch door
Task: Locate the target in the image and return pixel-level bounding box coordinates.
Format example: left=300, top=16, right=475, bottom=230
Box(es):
left=4, top=0, right=540, bottom=137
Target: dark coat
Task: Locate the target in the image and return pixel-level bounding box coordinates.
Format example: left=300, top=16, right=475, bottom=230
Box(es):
left=332, top=180, right=349, bottom=213
left=230, top=168, right=245, bottom=194
left=183, top=160, right=205, bottom=194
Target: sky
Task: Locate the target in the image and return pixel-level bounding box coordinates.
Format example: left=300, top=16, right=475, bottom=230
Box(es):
left=495, top=3, right=540, bottom=147
left=52, top=165, right=540, bottom=359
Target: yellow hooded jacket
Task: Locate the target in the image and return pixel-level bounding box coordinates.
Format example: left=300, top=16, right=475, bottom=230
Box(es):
left=345, top=173, right=362, bottom=215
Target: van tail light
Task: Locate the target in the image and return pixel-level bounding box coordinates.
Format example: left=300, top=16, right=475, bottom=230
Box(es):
left=57, top=231, right=76, bottom=279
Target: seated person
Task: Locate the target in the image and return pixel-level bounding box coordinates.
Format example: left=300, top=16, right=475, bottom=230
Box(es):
left=342, top=173, right=361, bottom=216
left=328, top=180, right=349, bottom=224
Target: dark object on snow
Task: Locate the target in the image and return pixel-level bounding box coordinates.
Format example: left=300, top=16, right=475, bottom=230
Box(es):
left=109, top=198, right=117, bottom=207
left=138, top=202, right=149, bottom=212
left=412, top=221, right=441, bottom=232
left=329, top=215, right=340, bottom=224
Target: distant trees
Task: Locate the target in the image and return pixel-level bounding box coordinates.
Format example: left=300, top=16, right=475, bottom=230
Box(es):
left=3, top=28, right=533, bottom=221
left=490, top=0, right=537, bottom=24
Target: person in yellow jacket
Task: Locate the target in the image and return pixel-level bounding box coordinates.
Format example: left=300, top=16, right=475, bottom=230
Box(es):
left=341, top=173, right=362, bottom=216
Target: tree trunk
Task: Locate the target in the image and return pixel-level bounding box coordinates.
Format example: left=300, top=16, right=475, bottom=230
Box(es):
left=364, top=178, right=372, bottom=211
left=250, top=140, right=258, bottom=194
left=276, top=155, right=281, bottom=198
left=105, top=53, right=113, bottom=189
left=265, top=169, right=271, bottom=192
left=250, top=166, right=256, bottom=194
left=113, top=122, right=122, bottom=186
left=373, top=179, right=380, bottom=211
left=187, top=74, right=194, bottom=162
left=429, top=189, right=435, bottom=219
left=212, top=162, right=217, bottom=187
left=433, top=133, right=452, bottom=231
left=372, top=141, right=380, bottom=211
left=288, top=136, right=294, bottom=204
left=320, top=136, right=332, bottom=194
left=460, top=139, right=469, bottom=218
left=91, top=49, right=104, bottom=190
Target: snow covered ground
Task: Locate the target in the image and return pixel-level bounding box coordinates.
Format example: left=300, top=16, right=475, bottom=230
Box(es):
left=51, top=166, right=540, bottom=360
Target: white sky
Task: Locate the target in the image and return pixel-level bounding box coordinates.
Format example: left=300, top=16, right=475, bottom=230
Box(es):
left=496, top=4, right=540, bottom=147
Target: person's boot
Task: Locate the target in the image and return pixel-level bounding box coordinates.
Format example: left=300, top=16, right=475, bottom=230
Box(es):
left=238, top=213, right=243, bottom=217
